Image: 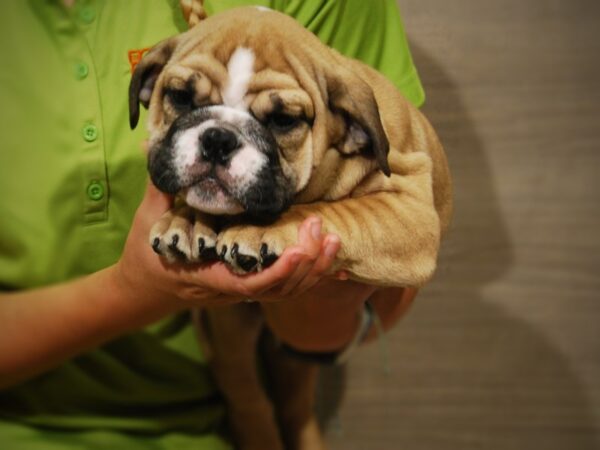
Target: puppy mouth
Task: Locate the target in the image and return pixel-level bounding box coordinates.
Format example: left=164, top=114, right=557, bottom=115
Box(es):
left=183, top=174, right=244, bottom=215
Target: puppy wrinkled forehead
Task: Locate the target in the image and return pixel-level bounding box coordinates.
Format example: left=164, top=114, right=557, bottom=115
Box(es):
left=173, top=105, right=253, bottom=131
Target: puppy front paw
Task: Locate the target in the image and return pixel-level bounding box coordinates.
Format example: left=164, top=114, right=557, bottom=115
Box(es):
left=149, top=207, right=218, bottom=263
left=217, top=222, right=299, bottom=274
left=215, top=226, right=266, bottom=274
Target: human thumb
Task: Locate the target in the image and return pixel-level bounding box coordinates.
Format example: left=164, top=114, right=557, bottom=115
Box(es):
left=140, top=180, right=174, bottom=220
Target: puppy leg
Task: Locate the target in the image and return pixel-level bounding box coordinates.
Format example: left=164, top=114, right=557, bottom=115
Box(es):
left=205, top=304, right=284, bottom=450
left=262, top=332, right=327, bottom=450
left=218, top=152, right=441, bottom=286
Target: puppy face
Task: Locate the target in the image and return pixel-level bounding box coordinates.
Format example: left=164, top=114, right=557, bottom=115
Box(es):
left=129, top=7, right=390, bottom=219
left=148, top=102, right=291, bottom=218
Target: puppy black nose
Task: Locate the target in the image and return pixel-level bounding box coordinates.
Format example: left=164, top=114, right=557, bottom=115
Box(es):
left=201, top=127, right=239, bottom=163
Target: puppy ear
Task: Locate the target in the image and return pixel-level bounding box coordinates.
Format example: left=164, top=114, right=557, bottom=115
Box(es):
left=129, top=36, right=180, bottom=129
left=328, top=74, right=391, bottom=176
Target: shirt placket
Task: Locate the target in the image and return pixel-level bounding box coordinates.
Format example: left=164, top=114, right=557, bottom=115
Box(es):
left=41, top=0, right=109, bottom=224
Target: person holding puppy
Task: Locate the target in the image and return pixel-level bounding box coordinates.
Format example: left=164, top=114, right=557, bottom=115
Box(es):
left=0, top=0, right=423, bottom=448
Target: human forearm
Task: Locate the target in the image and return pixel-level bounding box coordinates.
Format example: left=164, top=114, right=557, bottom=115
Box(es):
left=261, top=280, right=375, bottom=352
left=261, top=283, right=417, bottom=352
left=0, top=264, right=184, bottom=389
left=362, top=286, right=417, bottom=342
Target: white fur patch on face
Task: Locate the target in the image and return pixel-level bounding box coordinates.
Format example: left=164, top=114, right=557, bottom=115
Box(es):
left=222, top=47, right=255, bottom=111
left=171, top=106, right=254, bottom=181
left=211, top=105, right=253, bottom=122
left=254, top=6, right=272, bottom=12
left=228, top=145, right=267, bottom=189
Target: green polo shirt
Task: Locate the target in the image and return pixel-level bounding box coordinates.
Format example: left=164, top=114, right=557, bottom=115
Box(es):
left=0, top=0, right=423, bottom=448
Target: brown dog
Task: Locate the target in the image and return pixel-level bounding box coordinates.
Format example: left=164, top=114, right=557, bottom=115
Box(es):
left=129, top=6, right=452, bottom=450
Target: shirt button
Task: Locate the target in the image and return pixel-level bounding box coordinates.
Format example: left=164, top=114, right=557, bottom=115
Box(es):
left=82, top=124, right=98, bottom=142
left=74, top=62, right=89, bottom=80
left=87, top=181, right=104, bottom=201
left=79, top=6, right=96, bottom=24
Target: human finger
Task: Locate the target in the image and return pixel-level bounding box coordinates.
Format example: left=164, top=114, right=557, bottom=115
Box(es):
left=139, top=180, right=174, bottom=218
left=275, top=217, right=324, bottom=295
left=280, top=233, right=340, bottom=296
left=226, top=216, right=323, bottom=297
left=211, top=247, right=305, bottom=298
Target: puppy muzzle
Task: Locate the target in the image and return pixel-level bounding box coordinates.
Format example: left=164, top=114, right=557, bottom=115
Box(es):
left=148, top=105, right=294, bottom=219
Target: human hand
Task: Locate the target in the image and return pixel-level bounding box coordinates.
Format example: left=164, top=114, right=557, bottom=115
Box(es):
left=243, top=216, right=342, bottom=303
left=113, top=181, right=342, bottom=313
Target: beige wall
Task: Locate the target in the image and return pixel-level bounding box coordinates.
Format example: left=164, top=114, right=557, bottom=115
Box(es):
left=323, top=2, right=600, bottom=449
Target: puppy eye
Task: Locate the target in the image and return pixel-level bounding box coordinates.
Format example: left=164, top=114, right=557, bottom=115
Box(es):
left=166, top=89, right=194, bottom=110
left=267, top=113, right=301, bottom=132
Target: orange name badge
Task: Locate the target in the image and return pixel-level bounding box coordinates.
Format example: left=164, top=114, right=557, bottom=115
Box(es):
left=128, top=48, right=151, bottom=73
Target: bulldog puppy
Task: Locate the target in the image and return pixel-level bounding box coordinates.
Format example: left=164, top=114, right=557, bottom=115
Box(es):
left=129, top=6, right=452, bottom=450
